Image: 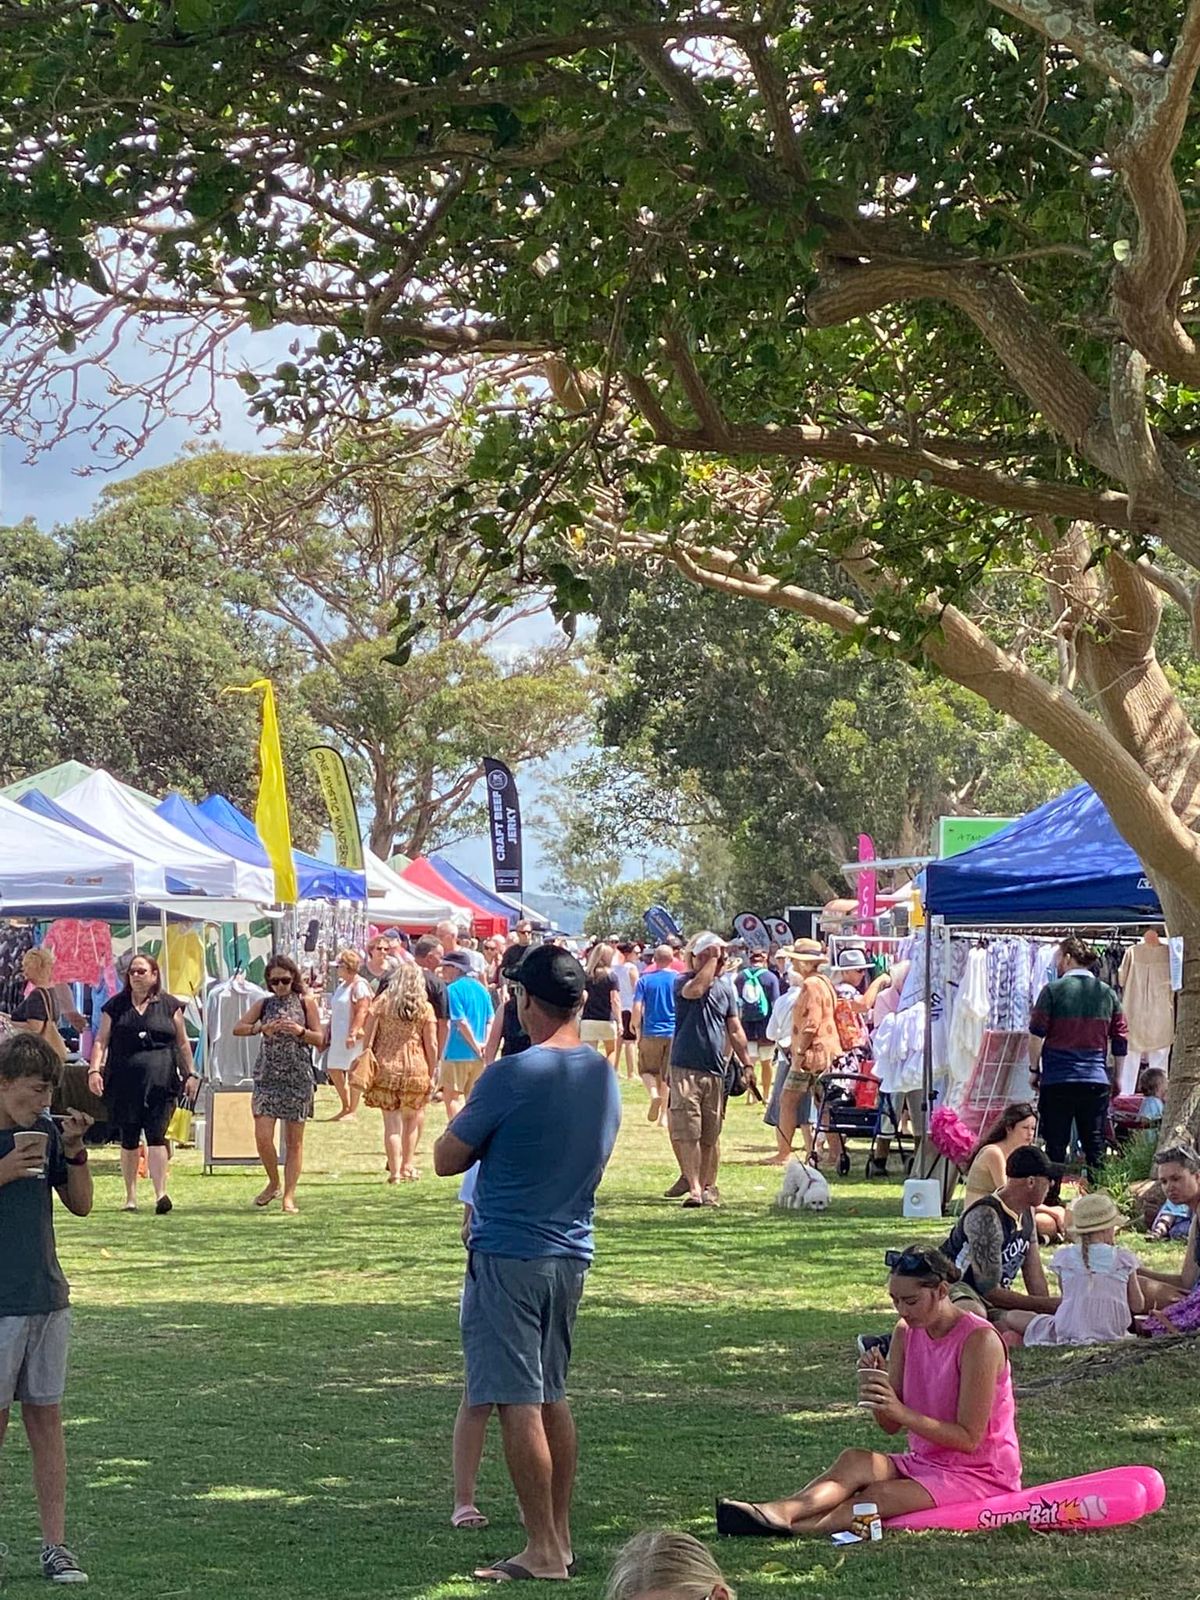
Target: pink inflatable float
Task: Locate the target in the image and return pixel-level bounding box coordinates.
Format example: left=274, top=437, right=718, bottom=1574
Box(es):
left=885, top=1466, right=1165, bottom=1534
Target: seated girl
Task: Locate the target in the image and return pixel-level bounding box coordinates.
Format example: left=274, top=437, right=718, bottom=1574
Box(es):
left=963, top=1102, right=1067, bottom=1242
left=999, top=1191, right=1142, bottom=1347
left=606, top=1531, right=733, bottom=1600
left=716, top=1245, right=1020, bottom=1536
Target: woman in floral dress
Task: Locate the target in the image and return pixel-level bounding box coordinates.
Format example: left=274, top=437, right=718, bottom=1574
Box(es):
left=355, top=961, right=438, bottom=1182
left=233, top=956, right=322, bottom=1213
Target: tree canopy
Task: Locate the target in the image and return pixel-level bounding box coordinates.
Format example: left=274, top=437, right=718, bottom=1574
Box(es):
left=6, top=1, right=1200, bottom=1133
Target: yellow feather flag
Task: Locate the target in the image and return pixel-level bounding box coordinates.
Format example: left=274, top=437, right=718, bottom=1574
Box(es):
left=224, top=678, right=298, bottom=904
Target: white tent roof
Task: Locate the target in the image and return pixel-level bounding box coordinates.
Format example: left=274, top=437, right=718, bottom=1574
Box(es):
left=56, top=771, right=275, bottom=900
left=364, top=849, right=456, bottom=926
left=0, top=793, right=167, bottom=907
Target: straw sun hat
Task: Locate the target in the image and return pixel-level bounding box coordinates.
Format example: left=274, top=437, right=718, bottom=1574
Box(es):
left=1067, top=1192, right=1128, bottom=1236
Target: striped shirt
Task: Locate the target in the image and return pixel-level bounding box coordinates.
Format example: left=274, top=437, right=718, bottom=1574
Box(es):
left=1029, top=970, right=1127, bottom=1086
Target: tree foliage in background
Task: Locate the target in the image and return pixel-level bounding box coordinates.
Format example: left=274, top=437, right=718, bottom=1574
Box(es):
left=592, top=570, right=1070, bottom=905
left=96, top=448, right=591, bottom=857
left=6, top=5, right=1200, bottom=1125
left=0, top=510, right=325, bottom=842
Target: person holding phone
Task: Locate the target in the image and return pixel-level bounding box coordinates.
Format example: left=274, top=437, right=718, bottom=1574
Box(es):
left=0, top=1031, right=94, bottom=1584
left=232, top=956, right=322, bottom=1214
left=716, top=1245, right=1021, bottom=1536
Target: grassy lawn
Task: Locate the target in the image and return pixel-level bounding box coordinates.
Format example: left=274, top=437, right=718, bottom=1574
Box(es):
left=7, top=1081, right=1195, bottom=1598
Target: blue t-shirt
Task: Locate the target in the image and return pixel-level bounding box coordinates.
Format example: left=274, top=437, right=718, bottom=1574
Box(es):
left=634, top=967, right=677, bottom=1037
left=451, top=1044, right=622, bottom=1262
left=444, top=975, right=495, bottom=1061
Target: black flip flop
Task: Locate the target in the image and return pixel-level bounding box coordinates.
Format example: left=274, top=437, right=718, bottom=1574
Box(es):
left=715, top=1499, right=792, bottom=1537
left=475, top=1559, right=571, bottom=1582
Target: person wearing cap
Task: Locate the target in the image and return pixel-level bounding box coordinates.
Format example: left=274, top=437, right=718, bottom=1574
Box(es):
left=999, top=1191, right=1144, bottom=1346
left=440, top=950, right=495, bottom=1119
left=938, top=1147, right=1062, bottom=1320
left=434, top=944, right=622, bottom=1583
left=668, top=933, right=754, bottom=1208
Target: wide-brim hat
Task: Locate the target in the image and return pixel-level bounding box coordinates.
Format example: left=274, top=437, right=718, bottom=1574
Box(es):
left=1068, top=1191, right=1128, bottom=1236
left=790, top=938, right=825, bottom=964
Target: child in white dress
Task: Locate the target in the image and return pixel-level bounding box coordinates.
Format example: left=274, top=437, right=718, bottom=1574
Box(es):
left=1001, top=1191, right=1143, bottom=1346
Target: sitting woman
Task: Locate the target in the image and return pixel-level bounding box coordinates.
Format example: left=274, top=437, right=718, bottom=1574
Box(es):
left=716, top=1245, right=1020, bottom=1536
left=999, top=1191, right=1143, bottom=1347
left=606, top=1531, right=733, bottom=1600
left=964, top=1101, right=1067, bottom=1242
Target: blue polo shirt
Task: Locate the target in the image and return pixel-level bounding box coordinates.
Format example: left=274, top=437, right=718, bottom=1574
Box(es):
left=444, top=974, right=494, bottom=1061
left=633, top=967, right=677, bottom=1037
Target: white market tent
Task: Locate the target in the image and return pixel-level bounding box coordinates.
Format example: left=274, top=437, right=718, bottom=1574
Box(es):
left=55, top=771, right=275, bottom=901
left=0, top=794, right=167, bottom=909
left=364, top=848, right=457, bottom=926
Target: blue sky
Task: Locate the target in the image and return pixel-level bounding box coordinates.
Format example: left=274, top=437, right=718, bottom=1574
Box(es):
left=0, top=343, right=581, bottom=899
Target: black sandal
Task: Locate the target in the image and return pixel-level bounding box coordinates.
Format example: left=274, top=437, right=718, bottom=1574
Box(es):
left=715, top=1499, right=792, bottom=1537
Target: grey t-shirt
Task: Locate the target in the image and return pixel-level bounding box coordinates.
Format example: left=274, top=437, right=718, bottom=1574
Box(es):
left=670, top=975, right=734, bottom=1074
left=0, top=1113, right=70, bottom=1315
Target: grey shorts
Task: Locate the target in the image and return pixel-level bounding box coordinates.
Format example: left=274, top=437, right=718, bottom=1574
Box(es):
left=0, top=1309, right=71, bottom=1408
left=461, top=1253, right=587, bottom=1407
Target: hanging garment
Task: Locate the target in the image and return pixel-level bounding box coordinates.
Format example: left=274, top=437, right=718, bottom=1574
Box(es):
left=987, top=937, right=1032, bottom=1032
left=204, top=974, right=268, bottom=1084
left=946, top=947, right=990, bottom=1100
left=1118, top=940, right=1174, bottom=1055
left=41, top=920, right=113, bottom=986
left=163, top=925, right=206, bottom=999
left=0, top=925, right=36, bottom=1015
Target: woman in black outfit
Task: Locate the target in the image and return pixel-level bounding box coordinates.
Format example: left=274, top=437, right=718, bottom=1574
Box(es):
left=484, top=946, right=533, bottom=1062
left=88, top=954, right=197, bottom=1214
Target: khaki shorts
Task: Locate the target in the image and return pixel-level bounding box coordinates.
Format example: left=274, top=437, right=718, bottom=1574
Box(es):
left=441, top=1056, right=484, bottom=1097
left=668, top=1067, right=726, bottom=1147
left=579, top=1020, right=618, bottom=1048
left=948, top=1281, right=999, bottom=1322
left=638, top=1036, right=673, bottom=1077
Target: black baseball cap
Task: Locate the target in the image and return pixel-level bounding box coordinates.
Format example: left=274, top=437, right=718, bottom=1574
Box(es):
left=512, top=943, right=586, bottom=1009
left=1007, top=1146, right=1067, bottom=1180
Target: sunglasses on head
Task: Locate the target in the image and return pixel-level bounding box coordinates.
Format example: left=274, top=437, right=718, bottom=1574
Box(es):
left=1156, top=1146, right=1200, bottom=1167
left=885, top=1247, right=948, bottom=1279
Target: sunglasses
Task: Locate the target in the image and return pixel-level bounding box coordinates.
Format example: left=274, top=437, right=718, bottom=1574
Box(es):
left=1155, top=1146, right=1200, bottom=1167
left=885, top=1248, right=948, bottom=1279
left=129, top=967, right=153, bottom=977
left=268, top=976, right=293, bottom=988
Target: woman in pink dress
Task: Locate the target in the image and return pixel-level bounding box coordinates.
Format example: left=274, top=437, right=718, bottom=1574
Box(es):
left=716, top=1245, right=1021, bottom=1536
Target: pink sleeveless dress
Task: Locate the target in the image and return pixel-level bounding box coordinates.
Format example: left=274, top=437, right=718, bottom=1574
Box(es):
left=892, top=1311, right=1022, bottom=1506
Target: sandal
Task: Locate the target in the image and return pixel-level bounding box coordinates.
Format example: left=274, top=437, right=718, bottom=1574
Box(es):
left=452, top=1505, right=490, bottom=1530
left=715, top=1498, right=792, bottom=1537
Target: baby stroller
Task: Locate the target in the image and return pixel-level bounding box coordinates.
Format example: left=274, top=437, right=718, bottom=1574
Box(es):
left=814, top=1070, right=912, bottom=1178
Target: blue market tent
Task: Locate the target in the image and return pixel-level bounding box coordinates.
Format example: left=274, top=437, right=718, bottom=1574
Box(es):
left=923, top=784, right=1162, bottom=925
left=192, top=793, right=366, bottom=901
left=428, top=853, right=519, bottom=928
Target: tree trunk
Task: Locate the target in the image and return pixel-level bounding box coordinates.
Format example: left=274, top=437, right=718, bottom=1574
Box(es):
left=1153, top=882, right=1200, bottom=1147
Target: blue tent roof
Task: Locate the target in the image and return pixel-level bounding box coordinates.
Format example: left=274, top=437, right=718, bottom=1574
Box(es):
left=20, top=790, right=191, bottom=895
left=192, top=794, right=366, bottom=901
left=428, top=853, right=518, bottom=928
left=924, top=784, right=1161, bottom=924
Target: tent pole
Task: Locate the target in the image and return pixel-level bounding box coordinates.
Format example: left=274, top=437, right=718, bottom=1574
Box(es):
left=129, top=899, right=139, bottom=951
left=160, top=907, right=169, bottom=989
left=921, top=912, right=933, bottom=1143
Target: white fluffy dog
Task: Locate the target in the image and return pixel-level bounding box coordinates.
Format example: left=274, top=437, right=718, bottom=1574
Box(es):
left=776, top=1156, right=831, bottom=1211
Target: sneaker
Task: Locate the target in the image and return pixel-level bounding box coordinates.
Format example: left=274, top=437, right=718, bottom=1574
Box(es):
left=41, top=1544, right=88, bottom=1584
left=856, top=1333, right=891, bottom=1361
left=663, top=1176, right=689, bottom=1198
left=155, top=1195, right=173, bottom=1215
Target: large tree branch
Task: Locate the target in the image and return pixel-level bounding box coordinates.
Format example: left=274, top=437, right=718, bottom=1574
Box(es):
left=670, top=536, right=1200, bottom=912
left=986, top=0, right=1157, bottom=92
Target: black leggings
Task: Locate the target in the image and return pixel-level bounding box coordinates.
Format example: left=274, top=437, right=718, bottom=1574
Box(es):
left=118, top=1101, right=174, bottom=1151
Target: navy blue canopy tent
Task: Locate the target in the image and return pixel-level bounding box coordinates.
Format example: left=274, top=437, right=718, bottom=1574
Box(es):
left=428, top=853, right=518, bottom=928
left=923, top=784, right=1162, bottom=925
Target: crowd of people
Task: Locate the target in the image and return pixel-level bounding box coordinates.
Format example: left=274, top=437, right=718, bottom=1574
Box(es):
left=0, top=920, right=1196, bottom=1586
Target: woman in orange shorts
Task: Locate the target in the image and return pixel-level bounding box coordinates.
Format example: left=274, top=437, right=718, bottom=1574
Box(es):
left=354, top=962, right=439, bottom=1182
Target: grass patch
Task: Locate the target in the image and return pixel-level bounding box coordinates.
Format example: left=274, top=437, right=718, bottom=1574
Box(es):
left=4, top=1083, right=1193, bottom=1598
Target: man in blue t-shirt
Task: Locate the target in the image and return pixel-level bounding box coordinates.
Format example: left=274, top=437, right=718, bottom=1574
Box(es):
left=434, top=945, right=621, bottom=1584
left=440, top=950, right=495, bottom=1119
left=631, top=944, right=678, bottom=1124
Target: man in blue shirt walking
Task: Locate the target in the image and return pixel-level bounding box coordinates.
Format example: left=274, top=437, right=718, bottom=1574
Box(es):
left=434, top=945, right=621, bottom=1583
left=440, top=950, right=495, bottom=1119
left=632, top=944, right=677, bottom=1125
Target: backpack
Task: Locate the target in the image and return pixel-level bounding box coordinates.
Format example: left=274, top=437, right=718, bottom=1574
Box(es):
left=740, top=967, right=769, bottom=1020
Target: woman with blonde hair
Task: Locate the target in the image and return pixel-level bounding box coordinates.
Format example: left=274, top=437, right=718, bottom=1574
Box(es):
left=606, top=1531, right=734, bottom=1600
left=355, top=959, right=438, bottom=1182
left=11, top=947, right=73, bottom=1061
left=325, top=947, right=373, bottom=1118
left=580, top=942, right=622, bottom=1066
